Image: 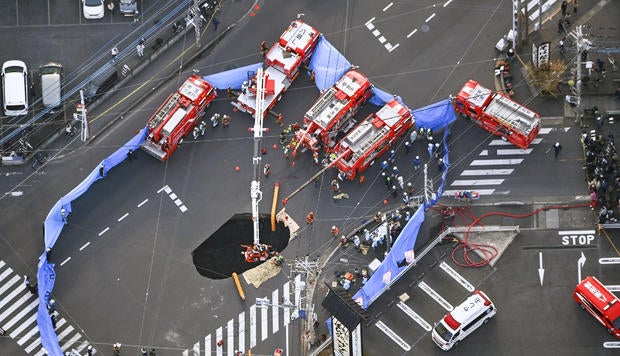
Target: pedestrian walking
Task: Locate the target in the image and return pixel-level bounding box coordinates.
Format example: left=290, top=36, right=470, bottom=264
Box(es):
left=60, top=208, right=68, bottom=224
left=403, top=141, right=411, bottom=154
left=561, top=1, right=568, bottom=16
left=199, top=121, right=207, bottom=136
left=407, top=182, right=414, bottom=196
left=136, top=43, right=145, bottom=57
left=558, top=18, right=565, bottom=34
left=212, top=17, right=219, bottom=31
left=312, top=151, right=319, bottom=165
left=263, top=163, right=271, bottom=177
left=596, top=116, right=603, bottom=130
left=24, top=275, right=36, bottom=293
left=113, top=342, right=122, bottom=355
left=558, top=40, right=565, bottom=55
left=222, top=115, right=231, bottom=128
left=391, top=185, right=398, bottom=198
left=359, top=175, right=365, bottom=185
left=306, top=211, right=315, bottom=225
left=573, top=0, right=578, bottom=13
left=553, top=142, right=562, bottom=158
left=413, top=156, right=421, bottom=170
left=330, top=225, right=339, bottom=237
left=192, top=127, right=200, bottom=140
left=127, top=149, right=135, bottom=161
left=402, top=192, right=409, bottom=205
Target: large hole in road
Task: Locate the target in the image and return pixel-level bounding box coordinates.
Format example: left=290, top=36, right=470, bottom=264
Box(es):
left=191, top=213, right=290, bottom=279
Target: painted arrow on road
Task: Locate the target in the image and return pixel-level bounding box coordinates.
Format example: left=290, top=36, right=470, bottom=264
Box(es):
left=538, top=251, right=544, bottom=286
left=577, top=252, right=586, bottom=284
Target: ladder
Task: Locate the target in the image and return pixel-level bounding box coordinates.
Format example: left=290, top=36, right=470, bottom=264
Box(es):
left=149, top=93, right=181, bottom=129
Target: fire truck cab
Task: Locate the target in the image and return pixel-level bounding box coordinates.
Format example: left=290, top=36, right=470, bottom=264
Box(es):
left=574, top=276, right=620, bottom=339
left=233, top=20, right=320, bottom=119
left=454, top=80, right=541, bottom=149
left=142, top=75, right=217, bottom=161
left=296, top=69, right=373, bottom=152
left=332, top=99, right=414, bottom=180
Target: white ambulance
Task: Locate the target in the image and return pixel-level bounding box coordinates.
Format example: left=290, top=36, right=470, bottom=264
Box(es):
left=432, top=290, right=496, bottom=350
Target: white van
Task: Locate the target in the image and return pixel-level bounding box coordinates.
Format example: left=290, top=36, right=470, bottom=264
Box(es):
left=2, top=60, right=29, bottom=116
left=40, top=62, right=63, bottom=110
left=432, top=290, right=496, bottom=350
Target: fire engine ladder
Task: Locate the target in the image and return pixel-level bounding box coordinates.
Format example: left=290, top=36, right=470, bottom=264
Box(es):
left=149, top=93, right=181, bottom=129
left=490, top=95, right=530, bottom=133
left=351, top=126, right=389, bottom=162
left=249, top=67, right=269, bottom=247
left=305, top=87, right=336, bottom=120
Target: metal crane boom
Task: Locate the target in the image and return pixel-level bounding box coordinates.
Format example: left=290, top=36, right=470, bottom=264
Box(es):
left=250, top=67, right=268, bottom=246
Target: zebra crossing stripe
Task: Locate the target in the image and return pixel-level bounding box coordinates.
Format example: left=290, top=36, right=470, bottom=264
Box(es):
left=0, top=281, right=26, bottom=311
left=61, top=332, right=82, bottom=352
left=227, top=319, right=234, bottom=355
left=539, top=128, right=552, bottom=134
left=294, top=275, right=302, bottom=310
left=443, top=189, right=496, bottom=196
left=238, top=311, right=245, bottom=353
left=2, top=297, right=38, bottom=330
left=497, top=148, right=533, bottom=155
left=249, top=304, right=257, bottom=348
left=451, top=179, right=504, bottom=186
left=489, top=137, right=542, bottom=145
left=261, top=299, right=268, bottom=341
left=9, top=311, right=37, bottom=338
left=375, top=321, right=411, bottom=351
left=396, top=302, right=431, bottom=331
left=439, top=262, right=474, bottom=292
left=22, top=325, right=41, bottom=350
left=0, top=260, right=5, bottom=269
left=0, top=275, right=20, bottom=296
left=470, top=159, right=523, bottom=166
left=75, top=340, right=91, bottom=353
left=418, top=281, right=453, bottom=311
left=461, top=169, right=513, bottom=176
left=0, top=291, right=32, bottom=323
left=192, top=341, right=200, bottom=356
left=182, top=350, right=188, bottom=356
left=204, top=334, right=211, bottom=356
left=283, top=281, right=290, bottom=326
left=272, top=289, right=279, bottom=334
left=56, top=325, right=75, bottom=346
left=0, top=266, right=13, bottom=283
left=216, top=327, right=223, bottom=356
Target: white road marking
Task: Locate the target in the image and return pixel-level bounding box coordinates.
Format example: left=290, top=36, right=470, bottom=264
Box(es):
left=383, top=2, right=394, bottom=11
left=0, top=293, right=33, bottom=323
left=479, top=149, right=488, bottom=155
left=425, top=13, right=436, bottom=22
left=470, top=158, right=523, bottom=165
left=397, top=301, right=431, bottom=331
left=366, top=22, right=375, bottom=30
left=169, top=193, right=178, bottom=200
left=451, top=179, right=505, bottom=186
left=372, top=29, right=381, bottom=37
left=490, top=137, right=542, bottom=145
left=440, top=262, right=475, bottom=292
left=227, top=319, right=234, bottom=355
left=539, top=127, right=552, bottom=134
left=261, top=299, right=268, bottom=341
left=375, top=321, right=411, bottom=351
left=461, top=169, right=514, bottom=176
left=157, top=185, right=169, bottom=194
left=283, top=281, right=291, bottom=326
left=0, top=275, right=20, bottom=296
left=21, top=325, right=40, bottom=348
left=204, top=334, right=211, bottom=356
left=558, top=230, right=595, bottom=235
left=443, top=189, right=496, bottom=196
left=599, top=258, right=620, bottom=265
left=98, top=227, right=110, bottom=236
left=443, top=0, right=453, bottom=6
left=605, top=285, right=620, bottom=292
left=388, top=43, right=400, bottom=52
left=193, top=342, right=199, bottom=356
left=117, top=213, right=129, bottom=222
left=9, top=312, right=37, bottom=338
left=365, top=17, right=376, bottom=26
left=378, top=36, right=386, bottom=43
left=238, top=311, right=245, bottom=353
left=0, top=267, right=12, bottom=283
left=497, top=148, right=533, bottom=155
left=216, top=327, right=223, bottom=356
left=60, top=257, right=71, bottom=266
left=56, top=325, right=75, bottom=345
left=418, top=281, right=453, bottom=311
left=79, top=242, right=90, bottom=251
left=137, top=198, right=149, bottom=207
left=180, top=205, right=188, bottom=213
left=406, top=28, right=418, bottom=38
left=249, top=304, right=257, bottom=348
left=174, top=199, right=183, bottom=206
left=3, top=298, right=38, bottom=331
left=272, top=289, right=279, bottom=334
left=603, top=341, right=620, bottom=348
left=61, top=332, right=82, bottom=352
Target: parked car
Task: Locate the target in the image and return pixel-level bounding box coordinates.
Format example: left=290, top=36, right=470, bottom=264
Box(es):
left=39, top=62, right=63, bottom=110
left=2, top=60, right=29, bottom=116
left=119, top=0, right=138, bottom=15
left=82, top=0, right=104, bottom=19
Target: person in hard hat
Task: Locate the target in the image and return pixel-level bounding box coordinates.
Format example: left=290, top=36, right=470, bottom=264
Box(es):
left=413, top=155, right=421, bottom=170
left=264, top=163, right=271, bottom=177
left=331, top=225, right=339, bottom=237
left=306, top=211, right=315, bottom=224
left=193, top=126, right=200, bottom=140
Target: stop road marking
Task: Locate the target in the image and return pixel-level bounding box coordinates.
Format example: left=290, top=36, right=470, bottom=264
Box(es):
left=558, top=230, right=596, bottom=246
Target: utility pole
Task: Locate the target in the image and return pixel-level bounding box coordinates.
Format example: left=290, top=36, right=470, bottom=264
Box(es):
left=570, top=25, right=592, bottom=122
left=511, top=0, right=520, bottom=49
left=188, top=4, right=202, bottom=48
left=290, top=256, right=321, bottom=355
left=423, top=164, right=435, bottom=205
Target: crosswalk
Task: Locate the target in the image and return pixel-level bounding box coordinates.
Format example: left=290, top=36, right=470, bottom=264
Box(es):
left=444, top=128, right=553, bottom=197
left=183, top=276, right=301, bottom=356
left=0, top=260, right=96, bottom=356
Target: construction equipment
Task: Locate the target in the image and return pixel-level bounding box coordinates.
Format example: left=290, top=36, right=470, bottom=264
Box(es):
left=453, top=80, right=541, bottom=149
left=295, top=68, right=373, bottom=152
left=331, top=99, right=414, bottom=180
left=142, top=75, right=217, bottom=160
left=232, top=19, right=320, bottom=119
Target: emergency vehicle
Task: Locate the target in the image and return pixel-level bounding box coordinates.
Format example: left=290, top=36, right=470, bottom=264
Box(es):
left=232, top=19, right=320, bottom=118
left=454, top=79, right=541, bottom=149
left=142, top=75, right=217, bottom=161
left=574, top=276, right=620, bottom=338
left=331, top=99, right=414, bottom=180
left=432, top=290, right=496, bottom=350
left=295, top=69, right=373, bottom=152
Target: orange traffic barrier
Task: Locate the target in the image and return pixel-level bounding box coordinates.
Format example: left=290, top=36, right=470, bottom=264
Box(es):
left=272, top=182, right=280, bottom=231
left=232, top=272, right=246, bottom=301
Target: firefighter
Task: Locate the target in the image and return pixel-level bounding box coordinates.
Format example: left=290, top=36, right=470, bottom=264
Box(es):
left=404, top=141, right=411, bottom=154
left=211, top=113, right=221, bottom=127
left=276, top=114, right=284, bottom=127
left=222, top=115, right=231, bottom=128
left=193, top=127, right=200, bottom=140
left=413, top=155, right=421, bottom=170
left=264, top=163, right=271, bottom=177
left=380, top=160, right=389, bottom=172
left=309, top=70, right=315, bottom=83
left=438, top=158, right=444, bottom=171
left=407, top=182, right=414, bottom=196
left=331, top=179, right=340, bottom=193
left=403, top=192, right=410, bottom=205
left=280, top=131, right=287, bottom=145
left=312, top=151, right=319, bottom=165
left=306, top=211, right=315, bottom=224
left=199, top=121, right=207, bottom=136
left=331, top=225, right=340, bottom=237
left=426, top=128, right=432, bottom=139
left=337, top=171, right=345, bottom=181
left=260, top=40, right=268, bottom=56
left=410, top=129, right=418, bottom=143
left=388, top=150, right=396, bottom=163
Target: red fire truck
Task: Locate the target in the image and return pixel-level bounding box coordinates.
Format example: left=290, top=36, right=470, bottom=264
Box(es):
left=331, top=99, right=414, bottom=180
left=232, top=20, right=320, bottom=118
left=453, top=80, right=541, bottom=149
left=574, top=276, right=620, bottom=339
left=142, top=75, right=217, bottom=161
left=295, top=69, right=373, bottom=152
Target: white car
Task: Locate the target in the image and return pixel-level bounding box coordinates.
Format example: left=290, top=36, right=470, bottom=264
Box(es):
left=82, top=0, right=104, bottom=19
left=2, top=60, right=29, bottom=116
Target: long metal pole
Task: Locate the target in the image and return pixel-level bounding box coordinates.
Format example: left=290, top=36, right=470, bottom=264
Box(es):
left=250, top=68, right=267, bottom=246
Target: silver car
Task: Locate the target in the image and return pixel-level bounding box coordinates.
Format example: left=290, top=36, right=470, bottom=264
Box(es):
left=119, top=0, right=138, bottom=15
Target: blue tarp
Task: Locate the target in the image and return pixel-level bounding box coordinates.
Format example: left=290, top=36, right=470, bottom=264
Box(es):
left=308, top=35, right=352, bottom=91
left=37, top=127, right=148, bottom=356
left=203, top=62, right=263, bottom=90
left=352, top=100, right=453, bottom=309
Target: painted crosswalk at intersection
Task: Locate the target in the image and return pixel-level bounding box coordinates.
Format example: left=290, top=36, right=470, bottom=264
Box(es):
left=0, top=260, right=96, bottom=355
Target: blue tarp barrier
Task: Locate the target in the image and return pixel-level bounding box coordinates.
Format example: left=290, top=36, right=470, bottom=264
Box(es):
left=203, top=62, right=263, bottom=90
left=352, top=100, right=454, bottom=309
left=37, top=127, right=148, bottom=356
left=369, top=87, right=396, bottom=106
left=308, top=35, right=352, bottom=91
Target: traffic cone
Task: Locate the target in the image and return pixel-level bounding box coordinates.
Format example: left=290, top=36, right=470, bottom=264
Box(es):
left=235, top=166, right=240, bottom=172
left=273, top=144, right=278, bottom=150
